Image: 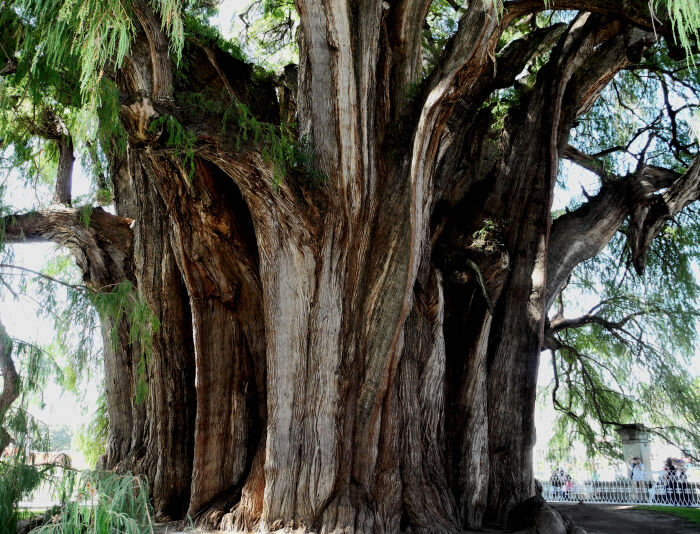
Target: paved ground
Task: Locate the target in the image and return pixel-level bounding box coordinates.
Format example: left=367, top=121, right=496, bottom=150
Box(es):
left=553, top=503, right=700, bottom=534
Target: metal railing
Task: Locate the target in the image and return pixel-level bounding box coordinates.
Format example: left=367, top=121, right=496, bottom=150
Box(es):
left=541, top=471, right=700, bottom=507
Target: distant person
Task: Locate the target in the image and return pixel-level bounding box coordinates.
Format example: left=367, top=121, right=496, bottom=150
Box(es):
left=550, top=467, right=566, bottom=500
left=675, top=459, right=689, bottom=505
left=628, top=457, right=646, bottom=502
left=664, top=457, right=679, bottom=504
left=564, top=474, right=575, bottom=501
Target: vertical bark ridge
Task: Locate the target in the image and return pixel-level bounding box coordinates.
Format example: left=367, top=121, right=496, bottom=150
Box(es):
left=101, top=314, right=142, bottom=469
left=295, top=0, right=361, bottom=207
left=135, top=155, right=266, bottom=518
left=481, top=15, right=623, bottom=525
left=101, top=151, right=198, bottom=521
left=255, top=221, right=345, bottom=528
left=397, top=269, right=459, bottom=534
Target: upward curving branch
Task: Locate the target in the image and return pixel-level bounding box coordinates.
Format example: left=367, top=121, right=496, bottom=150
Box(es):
left=628, top=155, right=700, bottom=274
left=132, top=0, right=174, bottom=103
left=546, top=151, right=688, bottom=310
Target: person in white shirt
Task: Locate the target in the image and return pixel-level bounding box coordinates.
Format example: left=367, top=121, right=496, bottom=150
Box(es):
left=628, top=457, right=646, bottom=502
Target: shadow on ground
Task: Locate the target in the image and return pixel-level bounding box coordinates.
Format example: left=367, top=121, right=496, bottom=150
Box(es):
left=553, top=503, right=700, bottom=534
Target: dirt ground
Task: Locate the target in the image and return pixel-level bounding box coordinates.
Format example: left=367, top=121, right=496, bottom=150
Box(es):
left=154, top=525, right=222, bottom=534
left=553, top=502, right=700, bottom=534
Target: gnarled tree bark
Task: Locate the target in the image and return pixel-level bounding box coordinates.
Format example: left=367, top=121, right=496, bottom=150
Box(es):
left=3, top=1, right=698, bottom=532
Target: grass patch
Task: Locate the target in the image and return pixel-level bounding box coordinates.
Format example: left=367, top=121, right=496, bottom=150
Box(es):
left=633, top=505, right=700, bottom=524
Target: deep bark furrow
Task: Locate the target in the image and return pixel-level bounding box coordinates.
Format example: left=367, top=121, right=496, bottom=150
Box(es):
left=398, top=269, right=459, bottom=534
left=187, top=300, right=252, bottom=514
left=101, top=151, right=198, bottom=521
left=130, top=154, right=265, bottom=518
left=443, top=278, right=497, bottom=528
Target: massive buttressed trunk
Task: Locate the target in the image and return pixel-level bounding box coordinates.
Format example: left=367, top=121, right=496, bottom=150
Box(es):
left=8, top=0, right=697, bottom=532
left=103, top=3, right=668, bottom=531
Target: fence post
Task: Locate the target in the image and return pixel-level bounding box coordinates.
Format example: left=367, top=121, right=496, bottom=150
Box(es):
left=616, top=423, right=653, bottom=482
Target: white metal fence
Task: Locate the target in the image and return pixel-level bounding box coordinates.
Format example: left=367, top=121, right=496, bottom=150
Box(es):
left=541, top=471, right=700, bottom=507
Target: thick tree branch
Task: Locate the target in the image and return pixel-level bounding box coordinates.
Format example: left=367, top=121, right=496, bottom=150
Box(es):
left=546, top=158, right=682, bottom=309
left=438, top=15, right=617, bottom=207
left=628, top=154, right=700, bottom=274
left=562, top=145, right=607, bottom=177
left=2, top=207, right=133, bottom=287
left=53, top=134, right=75, bottom=206
left=431, top=22, right=567, bottom=205
left=548, top=310, right=644, bottom=335
left=2, top=207, right=131, bottom=246
left=0, top=263, right=92, bottom=292
left=504, top=0, right=666, bottom=33
left=571, top=27, right=654, bottom=117
left=0, top=318, right=19, bottom=451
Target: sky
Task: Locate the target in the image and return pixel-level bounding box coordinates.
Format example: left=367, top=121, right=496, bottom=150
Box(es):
left=1, top=1, right=697, bottom=466
left=0, top=166, right=100, bottom=429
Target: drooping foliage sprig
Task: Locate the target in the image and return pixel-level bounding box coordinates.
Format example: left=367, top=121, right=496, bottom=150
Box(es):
left=31, top=471, right=154, bottom=534
left=91, top=281, right=161, bottom=404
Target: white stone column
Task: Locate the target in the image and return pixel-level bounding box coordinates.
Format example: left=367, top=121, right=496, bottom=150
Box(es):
left=616, top=423, right=653, bottom=481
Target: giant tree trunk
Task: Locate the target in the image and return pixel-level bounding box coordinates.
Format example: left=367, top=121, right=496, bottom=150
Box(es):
left=47, top=2, right=677, bottom=533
